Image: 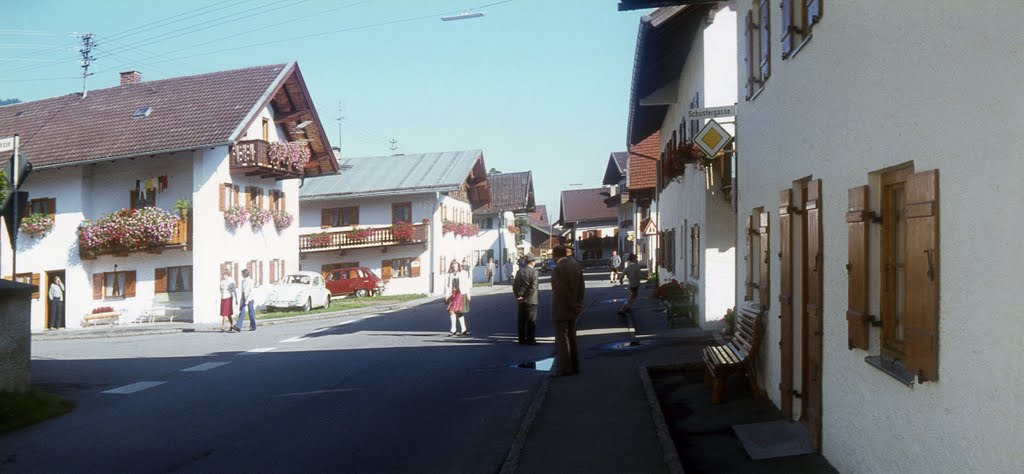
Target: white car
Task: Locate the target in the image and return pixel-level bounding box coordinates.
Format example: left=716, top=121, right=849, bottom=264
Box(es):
left=265, top=271, right=332, bottom=312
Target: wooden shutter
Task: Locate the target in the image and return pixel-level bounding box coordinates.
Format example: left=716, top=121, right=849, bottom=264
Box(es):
left=321, top=208, right=331, bottom=228
left=804, top=178, right=824, bottom=448
left=219, top=184, right=227, bottom=211
left=381, top=259, right=393, bottom=281
left=47, top=198, right=56, bottom=220
left=93, top=273, right=103, bottom=299
left=352, top=207, right=360, bottom=226
left=904, top=169, right=940, bottom=382
left=155, top=267, right=168, bottom=294
left=280, top=260, right=285, bottom=279
left=410, top=257, right=421, bottom=277
left=269, top=259, right=277, bottom=283
left=807, top=0, right=821, bottom=25
left=745, top=215, right=754, bottom=300
left=760, top=0, right=771, bottom=82
left=695, top=224, right=701, bottom=278
left=130, top=190, right=139, bottom=210
left=125, top=271, right=137, bottom=297
left=279, top=191, right=286, bottom=211
left=846, top=185, right=870, bottom=350
left=781, top=0, right=793, bottom=59
left=745, top=11, right=756, bottom=100
left=778, top=188, right=794, bottom=417
left=259, top=261, right=264, bottom=285
left=759, top=211, right=770, bottom=308
left=30, top=273, right=40, bottom=299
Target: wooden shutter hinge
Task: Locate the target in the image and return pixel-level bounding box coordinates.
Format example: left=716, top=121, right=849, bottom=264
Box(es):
left=869, top=211, right=882, bottom=223
left=787, top=205, right=803, bottom=215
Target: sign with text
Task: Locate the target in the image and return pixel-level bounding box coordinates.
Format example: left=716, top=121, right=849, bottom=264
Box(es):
left=687, top=105, right=736, bottom=120
left=0, top=136, right=14, bottom=153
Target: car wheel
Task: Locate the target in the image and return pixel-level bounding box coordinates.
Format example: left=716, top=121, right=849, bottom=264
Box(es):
left=325, top=294, right=331, bottom=308
left=355, top=289, right=369, bottom=298
left=302, top=298, right=312, bottom=312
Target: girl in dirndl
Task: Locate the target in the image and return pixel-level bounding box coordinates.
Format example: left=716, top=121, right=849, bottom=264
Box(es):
left=219, top=270, right=237, bottom=332
left=443, top=260, right=472, bottom=336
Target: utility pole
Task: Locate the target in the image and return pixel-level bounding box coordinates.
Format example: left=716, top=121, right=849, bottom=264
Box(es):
left=388, top=138, right=398, bottom=154
left=78, top=33, right=96, bottom=98
left=335, top=101, right=344, bottom=151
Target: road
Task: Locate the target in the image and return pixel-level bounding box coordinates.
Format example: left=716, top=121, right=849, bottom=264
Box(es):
left=2, top=275, right=614, bottom=473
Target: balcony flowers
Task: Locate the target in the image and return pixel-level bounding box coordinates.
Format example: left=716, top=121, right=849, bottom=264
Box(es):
left=224, top=205, right=249, bottom=230
left=272, top=209, right=294, bottom=231
left=308, top=232, right=332, bottom=247
left=392, top=221, right=415, bottom=242
left=441, top=220, right=479, bottom=237
left=442, top=220, right=458, bottom=235
left=248, top=206, right=272, bottom=230
left=268, top=141, right=312, bottom=170
left=347, top=226, right=374, bottom=242
left=78, top=207, right=179, bottom=256
left=20, top=213, right=55, bottom=239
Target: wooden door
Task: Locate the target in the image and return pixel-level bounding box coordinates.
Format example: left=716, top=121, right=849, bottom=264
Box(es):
left=778, top=189, right=794, bottom=418
left=802, top=179, right=824, bottom=450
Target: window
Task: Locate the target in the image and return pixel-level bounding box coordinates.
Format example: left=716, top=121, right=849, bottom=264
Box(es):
left=155, top=266, right=193, bottom=294
left=879, top=166, right=911, bottom=358
left=744, top=1, right=771, bottom=100
left=386, top=257, right=419, bottom=279
left=689, top=223, right=701, bottom=278
left=322, top=206, right=359, bottom=228
left=92, top=271, right=136, bottom=299
left=269, top=190, right=286, bottom=212
left=11, top=273, right=40, bottom=299
left=130, top=189, right=156, bottom=210
left=781, top=0, right=822, bottom=59
left=27, top=198, right=56, bottom=219
left=219, top=183, right=240, bottom=211
left=392, top=202, right=412, bottom=224
left=262, top=117, right=270, bottom=141
left=745, top=209, right=769, bottom=303
left=269, top=259, right=286, bottom=284
left=245, top=186, right=263, bottom=209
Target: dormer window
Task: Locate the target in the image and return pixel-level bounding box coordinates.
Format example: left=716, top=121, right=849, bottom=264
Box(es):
left=132, top=106, right=152, bottom=119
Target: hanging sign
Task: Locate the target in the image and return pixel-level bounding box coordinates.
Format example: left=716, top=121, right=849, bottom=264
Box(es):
left=694, top=119, right=733, bottom=158
left=687, top=105, right=736, bottom=120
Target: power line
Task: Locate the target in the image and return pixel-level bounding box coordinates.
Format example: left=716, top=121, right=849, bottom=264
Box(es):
left=101, top=0, right=254, bottom=43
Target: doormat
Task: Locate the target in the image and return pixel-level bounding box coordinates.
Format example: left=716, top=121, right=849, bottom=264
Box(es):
left=732, top=420, right=815, bottom=460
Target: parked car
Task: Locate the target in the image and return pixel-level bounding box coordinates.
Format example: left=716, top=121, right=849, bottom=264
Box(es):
left=325, top=266, right=385, bottom=297
left=538, top=258, right=557, bottom=273
left=266, top=271, right=332, bottom=312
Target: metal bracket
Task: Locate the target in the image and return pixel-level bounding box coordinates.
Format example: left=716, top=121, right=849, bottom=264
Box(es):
left=788, top=205, right=803, bottom=215
left=869, top=211, right=882, bottom=223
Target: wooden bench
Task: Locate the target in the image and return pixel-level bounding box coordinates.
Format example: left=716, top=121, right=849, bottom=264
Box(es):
left=82, top=311, right=122, bottom=327
left=703, top=304, right=765, bottom=404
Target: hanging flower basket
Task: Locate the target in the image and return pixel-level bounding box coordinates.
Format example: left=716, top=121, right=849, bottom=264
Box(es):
left=442, top=220, right=458, bottom=235
left=348, top=226, right=374, bottom=241
left=20, top=213, right=55, bottom=239
left=272, top=209, right=293, bottom=231
left=268, top=141, right=312, bottom=170
left=78, top=207, right=179, bottom=256
left=249, top=207, right=272, bottom=230
left=224, top=205, right=250, bottom=230
left=308, top=232, right=332, bottom=247
left=392, top=221, right=416, bottom=241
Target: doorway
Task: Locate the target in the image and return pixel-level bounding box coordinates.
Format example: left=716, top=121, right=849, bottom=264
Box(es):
left=44, top=270, right=66, bottom=329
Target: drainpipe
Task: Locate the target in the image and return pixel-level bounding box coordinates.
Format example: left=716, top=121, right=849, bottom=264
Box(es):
left=430, top=192, right=439, bottom=294
left=497, top=212, right=504, bottom=282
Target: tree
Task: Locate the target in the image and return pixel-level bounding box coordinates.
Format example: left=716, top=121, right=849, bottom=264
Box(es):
left=0, top=98, right=21, bottom=107
left=488, top=168, right=502, bottom=175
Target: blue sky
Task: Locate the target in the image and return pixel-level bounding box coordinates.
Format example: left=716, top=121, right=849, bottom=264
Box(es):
left=5, top=0, right=648, bottom=219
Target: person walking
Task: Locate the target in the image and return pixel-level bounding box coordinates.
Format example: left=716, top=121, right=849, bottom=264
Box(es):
left=505, top=258, right=515, bottom=283
left=219, top=270, right=237, bottom=333
left=232, top=269, right=256, bottom=332
left=485, top=257, right=496, bottom=287
left=619, top=254, right=642, bottom=316
left=443, top=260, right=472, bottom=336
left=550, top=245, right=584, bottom=376
left=47, top=276, right=65, bottom=330
left=513, top=254, right=540, bottom=345
left=609, top=251, right=622, bottom=284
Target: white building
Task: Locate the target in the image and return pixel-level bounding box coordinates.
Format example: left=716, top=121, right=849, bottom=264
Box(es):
left=297, top=150, right=490, bottom=296
left=470, top=171, right=535, bottom=283
left=0, top=63, right=338, bottom=328
left=730, top=1, right=1023, bottom=472
left=626, top=4, right=738, bottom=329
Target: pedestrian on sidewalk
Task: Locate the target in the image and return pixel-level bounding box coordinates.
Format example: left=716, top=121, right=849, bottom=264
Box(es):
left=219, top=270, right=237, bottom=332
left=443, top=260, right=472, bottom=336
left=485, top=257, right=496, bottom=287
left=609, top=251, right=622, bottom=284
left=47, top=276, right=65, bottom=330
left=232, top=269, right=256, bottom=332
left=513, top=254, right=540, bottom=345
left=550, top=244, right=584, bottom=376
left=619, top=253, right=642, bottom=316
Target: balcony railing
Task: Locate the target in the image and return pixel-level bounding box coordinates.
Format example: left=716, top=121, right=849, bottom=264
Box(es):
left=300, top=223, right=429, bottom=252
left=80, top=216, right=191, bottom=258
left=229, top=139, right=303, bottom=179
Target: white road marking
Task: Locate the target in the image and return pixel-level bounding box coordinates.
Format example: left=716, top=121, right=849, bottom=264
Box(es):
left=180, top=362, right=230, bottom=372
left=239, top=347, right=277, bottom=354
left=280, top=315, right=378, bottom=343
left=274, top=388, right=359, bottom=397
left=102, top=381, right=166, bottom=394
left=279, top=336, right=306, bottom=343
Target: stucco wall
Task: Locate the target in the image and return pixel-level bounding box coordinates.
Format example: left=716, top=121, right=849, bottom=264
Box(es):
left=0, top=287, right=32, bottom=392
left=734, top=2, right=1024, bottom=472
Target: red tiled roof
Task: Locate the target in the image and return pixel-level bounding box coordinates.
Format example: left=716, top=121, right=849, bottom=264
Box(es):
left=474, top=171, right=534, bottom=213
left=0, top=63, right=323, bottom=169
left=529, top=204, right=549, bottom=223
left=559, top=187, right=618, bottom=224
left=629, top=130, right=660, bottom=190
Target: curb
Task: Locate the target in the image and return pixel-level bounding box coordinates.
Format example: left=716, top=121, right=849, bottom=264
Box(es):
left=498, top=376, right=550, bottom=474
left=640, top=365, right=685, bottom=474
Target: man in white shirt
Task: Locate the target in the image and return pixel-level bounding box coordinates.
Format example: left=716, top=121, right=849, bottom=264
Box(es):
left=232, top=269, right=256, bottom=332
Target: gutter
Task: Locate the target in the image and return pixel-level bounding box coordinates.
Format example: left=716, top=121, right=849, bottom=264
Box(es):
left=33, top=141, right=233, bottom=170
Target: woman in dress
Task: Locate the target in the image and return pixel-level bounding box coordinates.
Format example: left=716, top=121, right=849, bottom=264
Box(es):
left=443, top=259, right=472, bottom=336
left=219, top=270, right=237, bottom=332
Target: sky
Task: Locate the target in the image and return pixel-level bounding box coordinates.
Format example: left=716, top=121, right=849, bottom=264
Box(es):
left=4, top=0, right=649, bottom=220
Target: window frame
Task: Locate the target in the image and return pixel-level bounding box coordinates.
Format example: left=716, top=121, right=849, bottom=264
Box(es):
left=392, top=202, right=412, bottom=224
left=101, top=270, right=136, bottom=299
left=879, top=165, right=914, bottom=360
left=391, top=257, right=413, bottom=278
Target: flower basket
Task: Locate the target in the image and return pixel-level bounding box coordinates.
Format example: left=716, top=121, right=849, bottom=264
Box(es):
left=442, top=220, right=458, bottom=235
left=268, top=141, right=312, bottom=171
left=348, top=227, right=373, bottom=242
left=272, top=209, right=293, bottom=231
left=392, top=221, right=415, bottom=241
left=20, top=213, right=54, bottom=239
left=224, top=205, right=249, bottom=230
left=308, top=232, right=333, bottom=247
left=78, top=207, right=179, bottom=256
left=92, top=306, right=114, bottom=314
left=248, top=207, right=272, bottom=230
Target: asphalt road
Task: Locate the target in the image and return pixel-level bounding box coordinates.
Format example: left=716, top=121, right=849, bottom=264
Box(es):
left=2, top=276, right=601, bottom=473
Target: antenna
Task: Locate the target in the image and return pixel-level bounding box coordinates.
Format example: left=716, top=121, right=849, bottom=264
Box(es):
left=388, top=138, right=398, bottom=154
left=336, top=101, right=344, bottom=151
left=78, top=33, right=96, bottom=98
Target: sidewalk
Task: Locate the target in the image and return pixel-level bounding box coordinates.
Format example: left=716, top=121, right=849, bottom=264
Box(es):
left=504, top=281, right=835, bottom=473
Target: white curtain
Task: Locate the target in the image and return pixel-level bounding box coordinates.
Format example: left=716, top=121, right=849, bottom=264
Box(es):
left=117, top=272, right=126, bottom=296
left=181, top=266, right=192, bottom=291
left=105, top=273, right=116, bottom=297
left=167, top=267, right=179, bottom=292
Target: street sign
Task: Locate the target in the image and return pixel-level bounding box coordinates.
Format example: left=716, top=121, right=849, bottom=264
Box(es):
left=694, top=119, right=733, bottom=158
left=3, top=191, right=27, bottom=244
left=687, top=105, right=736, bottom=120
left=0, top=136, right=14, bottom=153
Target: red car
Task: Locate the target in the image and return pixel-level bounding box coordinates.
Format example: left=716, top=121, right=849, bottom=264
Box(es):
left=325, top=267, right=385, bottom=297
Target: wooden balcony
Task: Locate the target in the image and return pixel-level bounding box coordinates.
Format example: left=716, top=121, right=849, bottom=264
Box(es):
left=300, top=223, right=429, bottom=253
left=229, top=139, right=303, bottom=179
left=80, top=216, right=191, bottom=259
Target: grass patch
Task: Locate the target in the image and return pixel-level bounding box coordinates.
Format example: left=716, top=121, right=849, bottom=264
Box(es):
left=0, top=389, right=73, bottom=434
left=257, top=294, right=427, bottom=320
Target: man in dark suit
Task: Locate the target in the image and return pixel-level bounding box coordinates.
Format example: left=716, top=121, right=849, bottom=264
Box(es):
left=550, top=245, right=584, bottom=376
left=513, top=254, right=540, bottom=345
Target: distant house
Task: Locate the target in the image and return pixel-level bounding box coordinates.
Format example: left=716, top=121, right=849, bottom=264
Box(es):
left=601, top=151, right=633, bottom=256
left=0, top=63, right=338, bottom=328
left=626, top=132, right=660, bottom=269
left=298, top=150, right=490, bottom=296
left=558, top=188, right=618, bottom=266
left=524, top=204, right=557, bottom=258
left=470, top=171, right=535, bottom=282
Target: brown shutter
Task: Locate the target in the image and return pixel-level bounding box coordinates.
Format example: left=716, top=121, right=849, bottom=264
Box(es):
left=280, top=191, right=286, bottom=211
left=695, top=224, right=701, bottom=278
left=244, top=186, right=252, bottom=209
left=30, top=273, right=40, bottom=299
left=745, top=215, right=754, bottom=301
left=93, top=273, right=103, bottom=299
left=125, top=271, right=137, bottom=297
left=259, top=261, right=264, bottom=285
left=130, top=190, right=139, bottom=210
left=47, top=198, right=56, bottom=220
left=781, top=0, right=793, bottom=59
left=805, top=178, right=824, bottom=450
left=759, top=0, right=771, bottom=81
left=219, top=184, right=227, bottom=211
left=778, top=188, right=794, bottom=417
left=321, top=208, right=331, bottom=228
left=807, top=0, right=821, bottom=25
left=269, top=259, right=277, bottom=283
left=353, top=207, right=360, bottom=226
left=381, top=259, right=393, bottom=281
left=846, top=185, right=870, bottom=350
left=759, top=211, right=770, bottom=308
left=904, top=169, right=940, bottom=382
left=280, top=260, right=285, bottom=279
left=410, top=257, right=421, bottom=277
left=155, top=267, right=168, bottom=294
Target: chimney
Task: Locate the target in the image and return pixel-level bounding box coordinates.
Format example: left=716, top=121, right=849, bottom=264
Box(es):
left=120, top=70, right=142, bottom=85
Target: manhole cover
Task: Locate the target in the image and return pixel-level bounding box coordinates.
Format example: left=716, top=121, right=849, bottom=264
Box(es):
left=512, top=357, right=554, bottom=371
